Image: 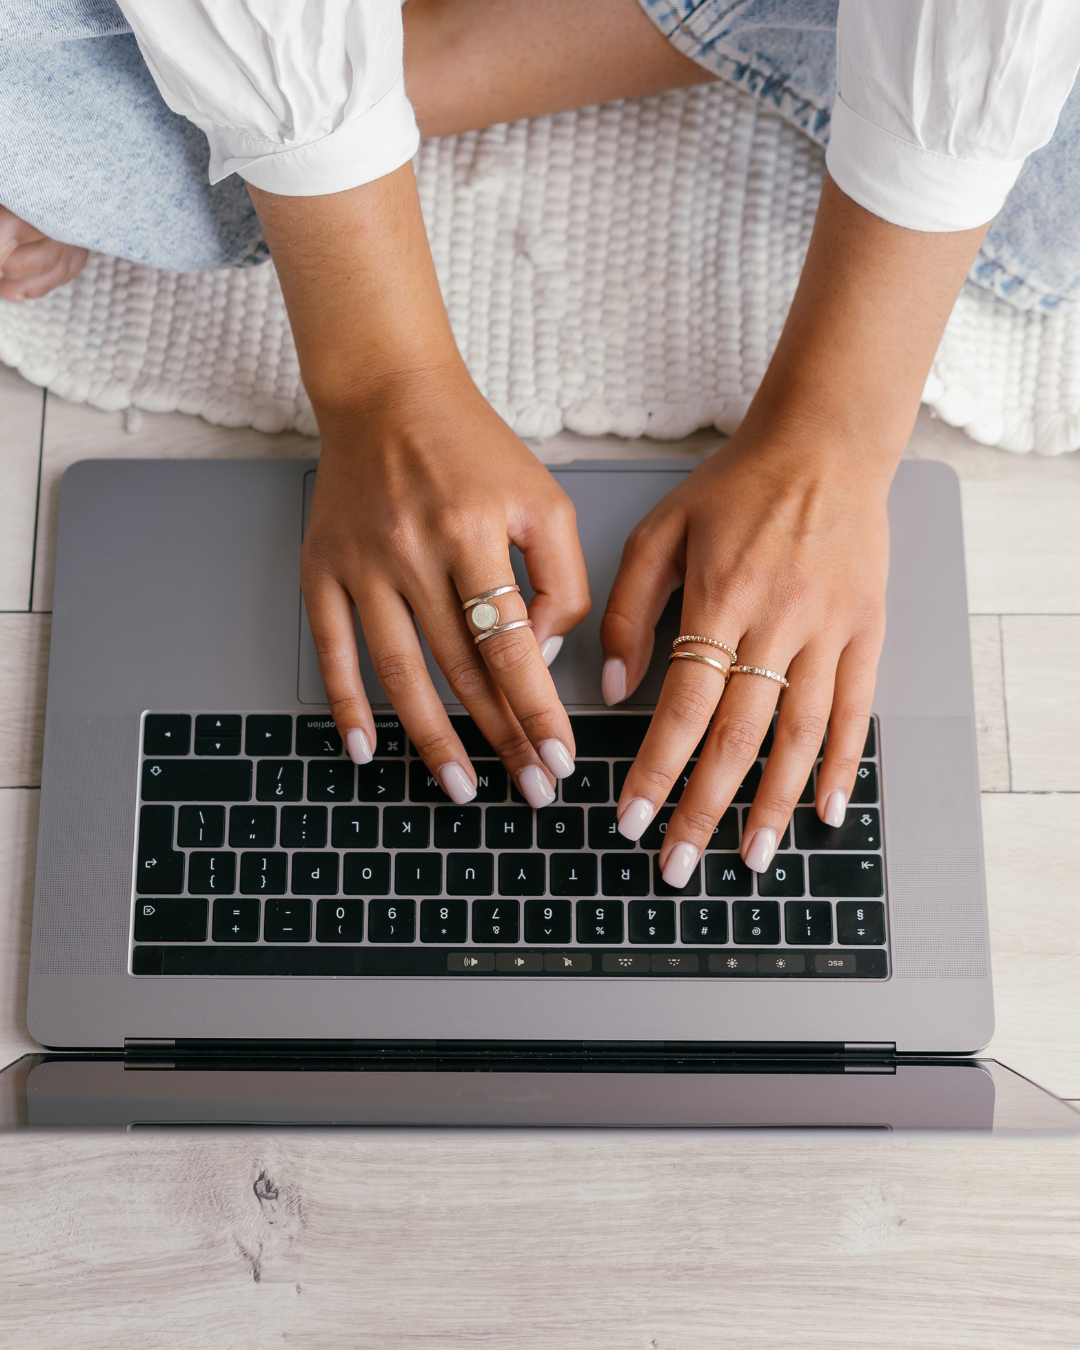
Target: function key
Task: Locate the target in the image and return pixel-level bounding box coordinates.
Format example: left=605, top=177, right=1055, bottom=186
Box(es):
left=569, top=714, right=651, bottom=757
left=316, top=898, right=365, bottom=943
left=809, top=855, right=883, bottom=898
left=420, top=899, right=468, bottom=943
left=795, top=807, right=880, bottom=851
left=561, top=762, right=610, bottom=804
left=680, top=899, right=728, bottom=944
left=850, top=762, right=879, bottom=804
left=756, top=854, right=804, bottom=898
left=331, top=805, right=379, bottom=849
left=212, top=896, right=260, bottom=942
left=496, top=952, right=544, bottom=972
left=524, top=899, right=572, bottom=944
left=368, top=899, right=415, bottom=943
left=603, top=952, right=650, bottom=973
left=544, top=951, right=593, bottom=972
left=264, top=898, right=312, bottom=943
left=576, top=900, right=624, bottom=943
left=194, top=714, right=242, bottom=756
left=628, top=899, right=676, bottom=944
left=732, top=900, right=780, bottom=944
left=296, top=715, right=343, bottom=757
left=245, top=715, right=292, bottom=756
left=374, top=716, right=406, bottom=756
left=785, top=900, right=833, bottom=944
left=177, top=804, right=225, bottom=848
left=836, top=901, right=886, bottom=945
left=144, top=714, right=191, bottom=756
left=256, top=760, right=304, bottom=802
left=134, top=897, right=208, bottom=943
left=472, top=899, right=520, bottom=943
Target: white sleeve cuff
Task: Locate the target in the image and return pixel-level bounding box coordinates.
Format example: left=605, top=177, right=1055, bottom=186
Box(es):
left=825, top=94, right=1024, bottom=232
left=210, top=74, right=420, bottom=197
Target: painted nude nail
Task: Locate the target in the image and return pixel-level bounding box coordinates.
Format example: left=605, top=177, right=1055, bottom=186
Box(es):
left=617, top=798, right=655, bottom=841
left=345, top=728, right=373, bottom=766
left=661, top=842, right=700, bottom=890
left=823, top=788, right=847, bottom=829
left=439, top=762, right=477, bottom=805
left=518, top=764, right=556, bottom=808
left=744, top=827, right=779, bottom=874
left=602, top=657, right=627, bottom=706
left=539, top=738, right=575, bottom=778
left=540, top=636, right=564, bottom=667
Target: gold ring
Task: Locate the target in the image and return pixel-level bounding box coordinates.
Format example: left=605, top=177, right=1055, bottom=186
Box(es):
left=475, top=618, right=534, bottom=646
left=463, top=584, right=521, bottom=636
left=672, top=634, right=739, bottom=662
left=669, top=651, right=730, bottom=679
left=728, top=664, right=790, bottom=689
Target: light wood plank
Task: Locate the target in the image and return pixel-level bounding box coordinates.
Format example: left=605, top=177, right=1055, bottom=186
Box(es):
left=0, top=1132, right=1077, bottom=1349
left=970, top=615, right=1010, bottom=791
left=32, top=395, right=319, bottom=611
left=0, top=613, right=50, bottom=787
left=1000, top=616, right=1080, bottom=791
left=0, top=789, right=39, bottom=1072
left=0, top=366, right=44, bottom=611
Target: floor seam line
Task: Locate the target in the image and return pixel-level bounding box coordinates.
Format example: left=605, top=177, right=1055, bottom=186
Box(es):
left=998, top=614, right=1014, bottom=793
left=26, top=387, right=46, bottom=612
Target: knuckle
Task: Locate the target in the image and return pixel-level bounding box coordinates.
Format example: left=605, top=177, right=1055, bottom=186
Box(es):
left=665, top=686, right=715, bottom=731
left=439, top=651, right=491, bottom=702
left=410, top=729, right=459, bottom=764
left=311, top=633, right=355, bottom=675
left=777, top=713, right=829, bottom=753
left=713, top=717, right=765, bottom=764
left=489, top=728, right=534, bottom=765
left=480, top=631, right=536, bottom=677
left=672, top=806, right=723, bottom=842
left=327, top=695, right=367, bottom=724
left=371, top=651, right=427, bottom=697
left=633, top=764, right=678, bottom=799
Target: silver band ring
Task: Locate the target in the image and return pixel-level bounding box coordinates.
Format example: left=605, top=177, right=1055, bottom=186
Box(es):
left=463, top=584, right=521, bottom=637
left=672, top=634, right=739, bottom=663
left=474, top=618, right=534, bottom=646
left=669, top=651, right=730, bottom=680
left=462, top=584, right=520, bottom=611
left=728, top=664, right=790, bottom=689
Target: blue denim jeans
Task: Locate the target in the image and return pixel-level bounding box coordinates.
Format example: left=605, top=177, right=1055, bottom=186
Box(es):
left=3, top=0, right=1078, bottom=310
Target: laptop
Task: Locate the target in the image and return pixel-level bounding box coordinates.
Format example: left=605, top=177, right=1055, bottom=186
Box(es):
left=26, top=456, right=993, bottom=1059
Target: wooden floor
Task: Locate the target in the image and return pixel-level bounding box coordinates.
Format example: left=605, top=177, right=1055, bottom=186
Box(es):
left=1, top=368, right=1079, bottom=1346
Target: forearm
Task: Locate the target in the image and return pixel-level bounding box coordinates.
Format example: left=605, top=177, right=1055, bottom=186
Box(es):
left=742, top=175, right=989, bottom=479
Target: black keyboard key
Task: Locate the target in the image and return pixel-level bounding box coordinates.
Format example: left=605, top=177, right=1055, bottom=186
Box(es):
left=316, top=898, right=364, bottom=943
left=448, top=715, right=496, bottom=758
left=472, top=899, right=520, bottom=943
left=188, top=851, right=236, bottom=895
left=383, top=805, right=430, bottom=848
left=640, top=807, right=673, bottom=850
left=665, top=762, right=696, bottom=804
left=409, top=761, right=451, bottom=803
left=704, top=808, right=740, bottom=850
left=863, top=720, right=876, bottom=757
left=342, top=852, right=391, bottom=895
left=652, top=854, right=701, bottom=896
left=374, top=716, right=406, bottom=756
left=245, top=714, right=292, bottom=757
left=704, top=854, right=753, bottom=895
left=434, top=806, right=481, bottom=849
left=212, top=896, right=260, bottom=942
left=524, top=899, right=572, bottom=944
left=785, top=900, right=833, bottom=944
left=732, top=761, right=763, bottom=804
left=177, top=805, right=225, bottom=848
left=141, top=758, right=252, bottom=802
left=576, top=900, right=624, bottom=943
left=758, top=720, right=775, bottom=758
left=628, top=900, right=676, bottom=944
left=195, top=735, right=241, bottom=756
left=569, top=715, right=651, bottom=757
left=292, top=851, right=339, bottom=895
left=296, top=715, right=342, bottom=757
left=446, top=852, right=494, bottom=896
left=256, top=759, right=303, bottom=802
left=809, top=855, right=883, bottom=898
left=561, top=762, right=609, bottom=803
left=395, top=852, right=443, bottom=895
left=357, top=761, right=406, bottom=802
left=799, top=770, right=815, bottom=805
left=601, top=853, right=650, bottom=896
left=836, top=900, right=886, bottom=945
left=498, top=853, right=546, bottom=896
left=680, top=900, right=728, bottom=944
left=134, top=897, right=208, bottom=943
left=589, top=807, right=634, bottom=851
left=613, top=761, right=633, bottom=799
left=486, top=807, right=532, bottom=850
left=368, top=899, right=415, bottom=942
left=307, top=761, right=355, bottom=802
left=732, top=900, right=780, bottom=944
left=420, top=899, right=468, bottom=943
left=549, top=853, right=598, bottom=896
left=228, top=805, right=276, bottom=848
left=756, top=853, right=804, bottom=897
left=472, top=761, right=508, bottom=802
left=239, top=852, right=287, bottom=895
left=280, top=806, right=327, bottom=848
left=196, top=714, right=241, bottom=739
left=850, top=762, right=879, bottom=804
left=795, top=807, right=881, bottom=851
left=143, top=714, right=190, bottom=756
left=331, top=805, right=379, bottom=849
left=264, top=897, right=312, bottom=943
left=538, top=806, right=584, bottom=850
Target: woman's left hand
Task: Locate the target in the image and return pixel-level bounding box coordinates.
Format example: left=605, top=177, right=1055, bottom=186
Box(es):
left=601, top=425, right=890, bottom=885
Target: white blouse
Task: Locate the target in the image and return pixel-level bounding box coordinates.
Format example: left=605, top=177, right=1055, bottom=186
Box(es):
left=117, top=0, right=1080, bottom=232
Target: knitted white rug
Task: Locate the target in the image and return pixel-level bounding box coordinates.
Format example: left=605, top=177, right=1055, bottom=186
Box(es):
left=2, top=81, right=1078, bottom=454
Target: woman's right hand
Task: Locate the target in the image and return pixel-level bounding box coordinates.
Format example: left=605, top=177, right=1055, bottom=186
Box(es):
left=302, top=362, right=591, bottom=806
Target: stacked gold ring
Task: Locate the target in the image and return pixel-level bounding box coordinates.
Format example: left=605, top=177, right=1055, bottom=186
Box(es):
left=672, top=634, right=739, bottom=663
left=729, top=664, right=789, bottom=689
left=669, top=650, right=730, bottom=679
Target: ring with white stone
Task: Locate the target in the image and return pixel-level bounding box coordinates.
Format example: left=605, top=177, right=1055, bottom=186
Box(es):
left=462, top=584, right=521, bottom=637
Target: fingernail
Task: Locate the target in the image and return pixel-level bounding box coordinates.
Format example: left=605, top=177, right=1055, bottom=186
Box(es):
left=744, top=827, right=778, bottom=874
left=602, top=658, right=627, bottom=706
left=540, top=636, right=563, bottom=667
left=617, top=798, right=654, bottom=841
left=518, top=764, right=556, bottom=808
left=823, top=789, right=846, bottom=829
left=539, top=738, right=575, bottom=778
left=345, top=728, right=373, bottom=765
left=439, top=762, right=477, bottom=804
left=661, top=842, right=700, bottom=890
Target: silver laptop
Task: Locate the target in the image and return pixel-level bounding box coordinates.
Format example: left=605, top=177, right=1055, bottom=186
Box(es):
left=27, top=456, right=992, bottom=1055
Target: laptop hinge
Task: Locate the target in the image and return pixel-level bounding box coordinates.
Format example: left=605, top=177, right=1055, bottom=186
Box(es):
left=844, top=1042, right=895, bottom=1053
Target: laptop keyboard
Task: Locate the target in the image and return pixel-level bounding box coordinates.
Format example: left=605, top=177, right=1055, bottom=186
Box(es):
left=131, top=711, right=888, bottom=979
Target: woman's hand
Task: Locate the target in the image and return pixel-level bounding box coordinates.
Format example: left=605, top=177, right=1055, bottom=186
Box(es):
left=303, top=366, right=590, bottom=806
left=603, top=429, right=887, bottom=881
